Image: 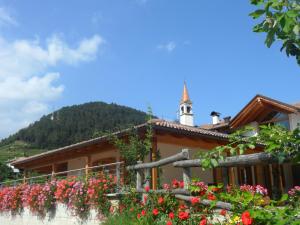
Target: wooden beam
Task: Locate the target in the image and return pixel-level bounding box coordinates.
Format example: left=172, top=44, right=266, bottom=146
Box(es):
left=127, top=149, right=190, bottom=170
left=173, top=152, right=288, bottom=168
left=175, top=194, right=232, bottom=210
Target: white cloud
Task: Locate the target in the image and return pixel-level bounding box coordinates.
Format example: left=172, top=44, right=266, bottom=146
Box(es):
left=157, top=41, right=176, bottom=53
left=0, top=34, right=104, bottom=139
left=0, top=7, right=17, bottom=27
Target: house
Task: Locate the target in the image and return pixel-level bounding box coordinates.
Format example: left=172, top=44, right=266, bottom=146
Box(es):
left=11, top=84, right=300, bottom=193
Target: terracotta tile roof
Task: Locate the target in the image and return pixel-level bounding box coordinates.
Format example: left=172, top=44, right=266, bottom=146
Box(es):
left=294, top=102, right=300, bottom=109
left=199, top=122, right=229, bottom=130
left=12, top=119, right=228, bottom=166
left=149, top=119, right=228, bottom=139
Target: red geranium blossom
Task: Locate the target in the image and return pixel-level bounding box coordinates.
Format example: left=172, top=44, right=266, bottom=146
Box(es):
left=241, top=211, right=253, bottom=225
left=207, top=193, right=216, bottom=200
left=191, top=197, right=200, bottom=205
left=144, top=186, right=150, bottom=192
left=169, top=212, right=174, bottom=219
left=178, top=211, right=189, bottom=220
left=158, top=196, right=164, bottom=204
left=166, top=221, right=172, bottom=225
left=199, top=218, right=207, bottom=225
left=153, top=208, right=159, bottom=216
left=220, top=209, right=227, bottom=216
left=141, top=210, right=146, bottom=216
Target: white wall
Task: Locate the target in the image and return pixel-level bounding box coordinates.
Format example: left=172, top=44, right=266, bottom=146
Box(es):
left=289, top=113, right=300, bottom=130
left=157, top=143, right=214, bottom=185
left=0, top=204, right=102, bottom=225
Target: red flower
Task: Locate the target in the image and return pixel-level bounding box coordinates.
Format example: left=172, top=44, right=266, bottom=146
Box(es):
left=199, top=218, right=207, bottom=225
left=169, top=212, right=174, bottom=219
left=179, top=204, right=187, bottom=210
left=241, top=211, right=253, bottom=225
left=191, top=197, right=200, bottom=205
left=141, top=210, right=146, bottom=216
left=144, top=186, right=150, bottom=192
left=220, top=209, right=227, bottom=216
left=166, top=221, right=172, bottom=225
left=172, top=179, right=179, bottom=188
left=153, top=208, right=159, bottom=216
left=207, top=193, right=216, bottom=200
left=137, top=213, right=141, bottom=219
left=179, top=181, right=184, bottom=188
left=178, top=211, right=189, bottom=220
left=158, top=197, right=164, bottom=204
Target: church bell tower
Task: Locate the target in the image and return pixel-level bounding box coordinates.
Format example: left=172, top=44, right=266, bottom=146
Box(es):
left=179, top=82, right=194, bottom=126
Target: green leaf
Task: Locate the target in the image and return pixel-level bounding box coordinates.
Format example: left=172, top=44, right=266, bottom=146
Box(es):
left=211, top=158, right=219, bottom=167
left=265, top=29, right=276, bottom=47
left=250, top=9, right=266, bottom=19
left=286, top=10, right=299, bottom=18
left=293, top=24, right=300, bottom=35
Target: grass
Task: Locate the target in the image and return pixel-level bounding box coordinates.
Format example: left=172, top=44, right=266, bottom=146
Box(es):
left=0, top=140, right=46, bottom=163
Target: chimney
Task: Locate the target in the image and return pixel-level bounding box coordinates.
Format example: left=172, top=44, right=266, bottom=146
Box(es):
left=223, top=116, right=231, bottom=123
left=210, top=111, right=221, bottom=125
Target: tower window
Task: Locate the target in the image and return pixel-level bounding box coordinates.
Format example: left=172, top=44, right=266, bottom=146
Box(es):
left=186, top=106, right=191, bottom=113
left=181, top=106, right=184, bottom=112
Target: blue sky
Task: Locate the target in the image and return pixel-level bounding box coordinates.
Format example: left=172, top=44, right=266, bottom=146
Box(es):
left=0, top=0, right=299, bottom=138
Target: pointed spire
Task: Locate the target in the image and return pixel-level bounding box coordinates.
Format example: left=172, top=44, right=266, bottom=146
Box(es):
left=181, top=82, right=192, bottom=104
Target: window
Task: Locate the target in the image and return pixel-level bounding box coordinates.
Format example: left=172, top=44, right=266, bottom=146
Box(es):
left=274, top=113, right=290, bottom=130
left=186, top=106, right=191, bottom=113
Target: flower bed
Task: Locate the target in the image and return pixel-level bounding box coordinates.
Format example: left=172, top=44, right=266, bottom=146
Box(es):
left=114, top=180, right=300, bottom=225
left=1, top=177, right=300, bottom=224
left=0, top=174, right=117, bottom=221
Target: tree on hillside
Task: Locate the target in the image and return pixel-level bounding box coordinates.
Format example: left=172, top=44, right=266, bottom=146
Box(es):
left=0, top=162, right=15, bottom=182
left=250, top=0, right=300, bottom=65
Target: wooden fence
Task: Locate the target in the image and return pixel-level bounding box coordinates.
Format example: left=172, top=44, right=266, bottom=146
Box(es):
left=127, top=149, right=289, bottom=210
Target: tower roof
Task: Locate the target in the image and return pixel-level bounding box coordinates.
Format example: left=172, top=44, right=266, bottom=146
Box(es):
left=181, top=82, right=192, bottom=104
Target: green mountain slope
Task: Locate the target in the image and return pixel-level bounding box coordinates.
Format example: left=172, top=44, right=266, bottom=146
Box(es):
left=0, top=102, right=148, bottom=162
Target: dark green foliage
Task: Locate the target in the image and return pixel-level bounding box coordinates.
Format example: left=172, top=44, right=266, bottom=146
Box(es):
left=0, top=162, right=15, bottom=182
left=0, top=102, right=148, bottom=150
left=249, top=0, right=300, bottom=65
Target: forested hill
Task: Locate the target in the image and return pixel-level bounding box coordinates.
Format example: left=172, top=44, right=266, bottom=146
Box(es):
left=0, top=102, right=149, bottom=150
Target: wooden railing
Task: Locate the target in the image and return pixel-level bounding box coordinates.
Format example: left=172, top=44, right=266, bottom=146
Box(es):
left=127, top=149, right=289, bottom=210
left=0, top=161, right=124, bottom=193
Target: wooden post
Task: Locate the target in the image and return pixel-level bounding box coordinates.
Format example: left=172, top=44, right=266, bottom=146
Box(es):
left=283, top=163, right=293, bottom=192
left=143, top=168, right=151, bottom=204
left=136, top=161, right=143, bottom=190
left=85, top=156, right=92, bottom=180
left=222, top=167, right=228, bottom=187
left=51, top=164, right=57, bottom=180
left=251, top=166, right=256, bottom=185
left=183, top=167, right=191, bottom=190
left=144, top=168, right=151, bottom=188
left=182, top=149, right=190, bottom=190
left=116, top=163, right=121, bottom=192
left=23, top=170, right=27, bottom=184
left=151, top=137, right=158, bottom=190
